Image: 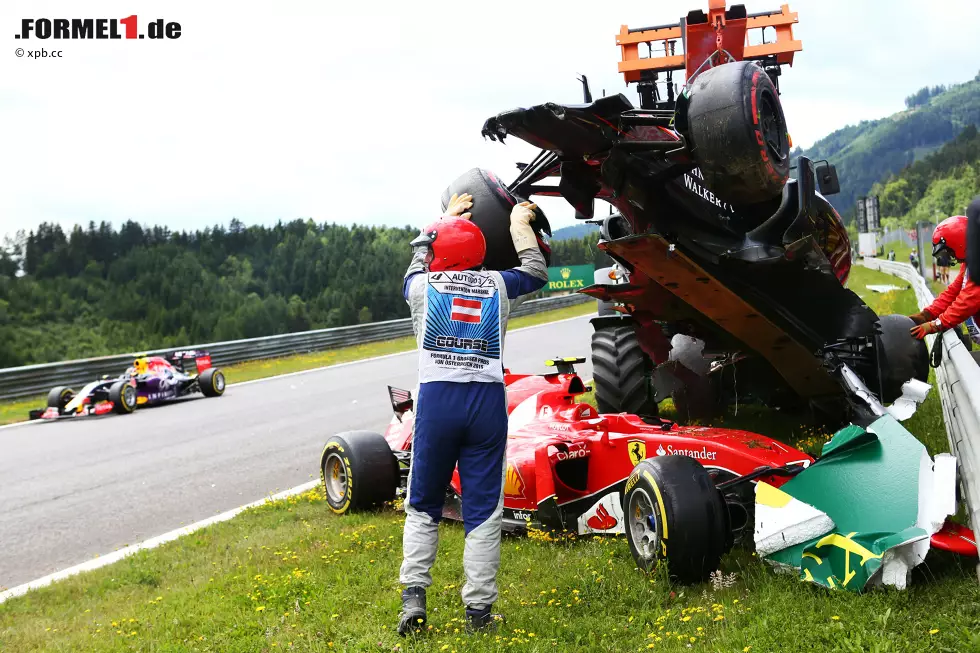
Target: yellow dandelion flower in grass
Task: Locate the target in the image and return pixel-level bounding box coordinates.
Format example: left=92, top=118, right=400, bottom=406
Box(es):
left=256, top=606, right=266, bottom=612
left=744, top=646, right=752, bottom=652
left=681, top=616, right=691, bottom=622
left=714, top=615, right=725, bottom=622
left=647, top=645, right=656, bottom=649
left=831, top=616, right=840, bottom=621
left=930, top=629, right=939, bottom=635
left=690, top=637, right=697, bottom=643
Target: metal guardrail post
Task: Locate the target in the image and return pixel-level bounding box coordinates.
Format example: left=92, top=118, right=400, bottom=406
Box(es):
left=0, top=293, right=592, bottom=402
left=860, top=257, right=980, bottom=582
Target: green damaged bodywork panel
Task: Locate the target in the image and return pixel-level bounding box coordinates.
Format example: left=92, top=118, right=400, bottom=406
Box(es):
left=756, top=415, right=956, bottom=592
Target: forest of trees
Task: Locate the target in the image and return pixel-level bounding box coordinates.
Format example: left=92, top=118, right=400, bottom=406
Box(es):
left=870, top=124, right=980, bottom=229
left=793, top=74, right=980, bottom=219
left=0, top=219, right=606, bottom=368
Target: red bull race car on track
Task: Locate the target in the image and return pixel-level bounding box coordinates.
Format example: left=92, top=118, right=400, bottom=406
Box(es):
left=30, top=350, right=225, bottom=420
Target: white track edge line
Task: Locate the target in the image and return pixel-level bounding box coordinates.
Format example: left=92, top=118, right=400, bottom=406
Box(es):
left=0, top=480, right=319, bottom=604
left=0, top=312, right=596, bottom=431
left=1, top=372, right=598, bottom=602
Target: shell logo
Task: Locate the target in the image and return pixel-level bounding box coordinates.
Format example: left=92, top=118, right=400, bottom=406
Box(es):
left=504, top=464, right=526, bottom=499
left=560, top=267, right=571, bottom=279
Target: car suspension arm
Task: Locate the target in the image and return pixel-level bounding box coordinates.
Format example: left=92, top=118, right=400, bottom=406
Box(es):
left=715, top=462, right=808, bottom=491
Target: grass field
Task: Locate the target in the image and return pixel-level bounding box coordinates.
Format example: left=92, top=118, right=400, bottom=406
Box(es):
left=0, top=301, right=596, bottom=427
left=3, top=275, right=979, bottom=653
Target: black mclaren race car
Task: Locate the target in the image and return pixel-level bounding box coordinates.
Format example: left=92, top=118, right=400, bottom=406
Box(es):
left=30, top=350, right=225, bottom=420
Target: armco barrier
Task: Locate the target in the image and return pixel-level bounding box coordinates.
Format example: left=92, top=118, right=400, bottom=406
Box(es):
left=861, top=257, right=980, bottom=575
left=0, top=293, right=592, bottom=402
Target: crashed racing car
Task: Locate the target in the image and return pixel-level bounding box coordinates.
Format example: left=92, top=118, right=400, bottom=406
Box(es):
left=320, top=360, right=976, bottom=585
left=475, top=2, right=929, bottom=424
left=30, top=350, right=225, bottom=420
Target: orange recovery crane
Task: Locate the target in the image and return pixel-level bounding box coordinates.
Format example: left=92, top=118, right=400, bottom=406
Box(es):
left=616, top=2, right=802, bottom=109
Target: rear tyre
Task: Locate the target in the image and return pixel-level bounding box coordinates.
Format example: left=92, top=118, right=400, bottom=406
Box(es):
left=108, top=381, right=136, bottom=414
left=684, top=61, right=790, bottom=205
left=320, top=431, right=399, bottom=514
left=199, top=368, right=226, bottom=397
left=875, top=314, right=929, bottom=403
left=591, top=322, right=658, bottom=417
left=440, top=168, right=553, bottom=270
left=624, top=456, right=730, bottom=583
left=47, top=386, right=75, bottom=411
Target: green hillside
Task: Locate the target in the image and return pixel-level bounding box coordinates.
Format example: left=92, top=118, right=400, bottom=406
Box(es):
left=870, top=124, right=980, bottom=228
left=793, top=73, right=980, bottom=219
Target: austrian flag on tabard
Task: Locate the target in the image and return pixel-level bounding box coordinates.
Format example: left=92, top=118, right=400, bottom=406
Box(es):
left=450, top=297, right=482, bottom=323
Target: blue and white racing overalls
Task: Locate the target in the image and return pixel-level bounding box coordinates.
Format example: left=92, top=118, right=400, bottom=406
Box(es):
left=399, top=246, right=547, bottom=610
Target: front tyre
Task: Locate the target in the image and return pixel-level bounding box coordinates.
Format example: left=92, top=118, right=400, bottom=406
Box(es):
left=47, top=386, right=75, bottom=412
left=320, top=431, right=398, bottom=514
left=198, top=368, right=226, bottom=397
left=108, top=381, right=137, bottom=414
left=624, top=456, right=730, bottom=583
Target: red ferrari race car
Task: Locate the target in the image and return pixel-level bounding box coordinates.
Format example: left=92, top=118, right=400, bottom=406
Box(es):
left=320, top=358, right=819, bottom=581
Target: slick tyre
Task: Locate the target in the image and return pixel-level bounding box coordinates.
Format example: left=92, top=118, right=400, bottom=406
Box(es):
left=47, top=386, right=75, bottom=411
left=198, top=367, right=226, bottom=397
left=591, top=322, right=658, bottom=417
left=684, top=61, right=790, bottom=205
left=875, top=314, right=929, bottom=403
left=108, top=381, right=137, bottom=414
left=320, top=431, right=398, bottom=514
left=624, top=456, right=729, bottom=584
left=440, top=168, right=553, bottom=270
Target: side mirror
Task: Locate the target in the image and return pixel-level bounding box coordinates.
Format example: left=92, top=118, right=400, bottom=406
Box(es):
left=814, top=161, right=840, bottom=196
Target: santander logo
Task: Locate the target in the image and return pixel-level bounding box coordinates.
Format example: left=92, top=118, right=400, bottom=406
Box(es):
left=654, top=443, right=717, bottom=460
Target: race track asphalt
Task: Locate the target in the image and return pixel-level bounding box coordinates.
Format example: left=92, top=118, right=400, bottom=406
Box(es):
left=0, top=314, right=596, bottom=589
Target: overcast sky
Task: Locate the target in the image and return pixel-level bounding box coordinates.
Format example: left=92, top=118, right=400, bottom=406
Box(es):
left=1, top=0, right=977, bottom=240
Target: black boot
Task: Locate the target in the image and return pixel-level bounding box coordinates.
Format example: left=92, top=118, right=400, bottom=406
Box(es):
left=397, top=587, right=427, bottom=636
left=465, top=604, right=502, bottom=633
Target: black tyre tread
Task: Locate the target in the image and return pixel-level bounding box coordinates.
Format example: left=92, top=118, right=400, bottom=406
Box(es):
left=199, top=368, right=225, bottom=397
left=686, top=61, right=790, bottom=205
left=109, top=381, right=135, bottom=414
left=320, top=430, right=398, bottom=514
left=625, top=456, right=730, bottom=583
left=47, top=386, right=74, bottom=409
left=440, top=168, right=552, bottom=270
left=875, top=314, right=929, bottom=403
left=591, top=325, right=658, bottom=416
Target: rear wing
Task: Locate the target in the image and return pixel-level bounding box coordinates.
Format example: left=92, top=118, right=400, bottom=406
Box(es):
left=168, top=350, right=213, bottom=373
left=388, top=386, right=414, bottom=421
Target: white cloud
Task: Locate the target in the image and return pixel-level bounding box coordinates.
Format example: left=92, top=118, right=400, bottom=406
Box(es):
left=1, top=0, right=976, bottom=239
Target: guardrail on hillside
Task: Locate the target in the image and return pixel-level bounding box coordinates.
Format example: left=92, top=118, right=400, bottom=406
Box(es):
left=0, top=293, right=593, bottom=402
left=860, top=257, right=980, bottom=562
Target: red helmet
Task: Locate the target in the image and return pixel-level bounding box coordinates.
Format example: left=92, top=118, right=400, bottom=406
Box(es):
left=411, top=216, right=486, bottom=272
left=933, top=215, right=968, bottom=261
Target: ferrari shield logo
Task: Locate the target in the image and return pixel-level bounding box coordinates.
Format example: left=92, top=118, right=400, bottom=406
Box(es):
left=504, top=464, right=526, bottom=499
left=628, top=440, right=646, bottom=466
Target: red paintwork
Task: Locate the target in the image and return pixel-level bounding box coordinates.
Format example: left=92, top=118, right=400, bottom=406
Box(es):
left=931, top=519, right=978, bottom=557
left=385, top=369, right=813, bottom=525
